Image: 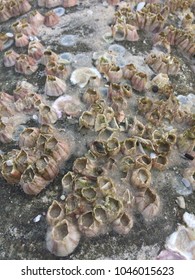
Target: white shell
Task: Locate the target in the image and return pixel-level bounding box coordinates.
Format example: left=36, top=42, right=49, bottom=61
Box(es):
left=183, top=212, right=195, bottom=229
left=70, top=67, right=101, bottom=88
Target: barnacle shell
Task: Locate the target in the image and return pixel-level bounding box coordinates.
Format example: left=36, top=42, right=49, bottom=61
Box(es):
left=45, top=61, right=70, bottom=80
left=131, top=167, right=151, bottom=189
left=18, top=127, right=40, bottom=148
left=20, top=165, right=49, bottom=195
left=41, top=49, right=58, bottom=66
left=94, top=114, right=108, bottom=132
left=113, top=212, right=133, bottom=235
left=106, top=137, right=120, bottom=156
left=62, top=171, right=75, bottom=194
left=131, top=71, right=147, bottom=92
left=78, top=211, right=103, bottom=237
left=81, top=186, right=97, bottom=202
left=62, top=0, right=78, bottom=7
left=111, top=23, right=126, bottom=41
left=123, top=63, right=137, bottom=80
left=135, top=154, right=152, bottom=170
left=121, top=137, right=137, bottom=156
left=46, top=200, right=65, bottom=226
left=120, top=156, right=135, bottom=173
left=38, top=104, right=58, bottom=124
left=44, top=10, right=60, bottom=27
left=3, top=49, right=19, bottom=67
left=28, top=41, right=45, bottom=61
left=15, top=54, right=38, bottom=75
left=35, top=155, right=59, bottom=180
left=46, top=219, right=81, bottom=257
left=15, top=149, right=37, bottom=173
left=126, top=24, right=139, bottom=41
left=105, top=196, right=123, bottom=222
left=97, top=176, right=116, bottom=196
left=90, top=140, right=107, bottom=157
left=79, top=111, right=95, bottom=129
left=93, top=205, right=108, bottom=224
left=82, top=88, right=100, bottom=105
left=107, top=65, right=123, bottom=83
left=45, top=75, right=67, bottom=97
left=70, top=67, right=101, bottom=88
left=1, top=160, right=21, bottom=184
left=136, top=187, right=160, bottom=219
left=28, top=10, right=45, bottom=27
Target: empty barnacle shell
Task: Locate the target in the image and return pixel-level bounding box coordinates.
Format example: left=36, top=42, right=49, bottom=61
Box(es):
left=70, top=67, right=101, bottom=88
left=108, top=83, right=121, bottom=100
left=105, top=196, right=123, bottom=222
left=81, top=186, right=97, bottom=202
left=107, top=64, right=123, bottom=83
left=78, top=211, right=103, bottom=237
left=121, top=137, right=137, bottom=156
left=129, top=117, right=145, bottom=137
left=15, top=149, right=36, bottom=173
left=165, top=131, right=177, bottom=145
left=90, top=99, right=106, bottom=115
left=131, top=71, right=147, bottom=92
left=126, top=24, right=139, bottom=41
left=98, top=128, right=113, bottom=141
left=73, top=157, right=91, bottom=175
left=106, top=137, right=120, bottom=156
left=35, top=155, right=59, bottom=181
left=38, top=104, right=58, bottom=124
left=3, top=49, right=19, bottom=67
left=44, top=75, right=67, bottom=97
left=120, top=83, right=132, bottom=98
left=1, top=160, right=22, bottom=184
left=20, top=165, right=49, bottom=195
left=41, top=50, right=58, bottom=66
left=15, top=54, right=38, bottom=75
left=152, top=154, right=168, bottom=170
left=146, top=108, right=162, bottom=125
left=94, top=114, right=108, bottom=132
left=46, top=219, right=81, bottom=257
left=65, top=193, right=82, bottom=216
left=93, top=204, right=108, bottom=225
left=112, top=212, right=134, bottom=235
left=44, top=136, right=70, bottom=164
left=18, top=127, right=40, bottom=148
left=155, top=139, right=171, bottom=154
left=95, top=56, right=111, bottom=75
left=62, top=171, right=75, bottom=194
left=135, top=187, right=160, bottom=219
left=28, top=40, right=45, bottom=61
left=62, top=0, right=78, bottom=7
left=46, top=61, right=70, bottom=80
left=74, top=176, right=91, bottom=194
left=0, top=120, right=14, bottom=143
left=90, top=140, right=107, bottom=157
left=111, top=23, right=126, bottom=41
left=138, top=97, right=153, bottom=113
left=46, top=200, right=65, bottom=226
left=44, top=10, right=60, bottom=27
left=131, top=167, right=151, bottom=189
left=135, top=154, right=152, bottom=170
left=151, top=73, right=170, bottom=90
left=79, top=111, right=95, bottom=129
left=120, top=156, right=135, bottom=173
left=0, top=5, right=11, bottom=23
left=97, top=176, right=116, bottom=196
left=82, top=88, right=100, bottom=105
left=28, top=10, right=45, bottom=27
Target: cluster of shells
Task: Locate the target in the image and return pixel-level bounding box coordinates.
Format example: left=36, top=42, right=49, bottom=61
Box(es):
left=0, top=0, right=195, bottom=258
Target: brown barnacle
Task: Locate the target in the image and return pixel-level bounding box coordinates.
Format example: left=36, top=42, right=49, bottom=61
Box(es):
left=105, top=196, right=123, bottom=222
left=0, top=120, right=14, bottom=143
left=44, top=10, right=60, bottom=27
left=81, top=186, right=97, bottom=202
left=7, top=1, right=20, bottom=17
left=120, top=83, right=132, bottom=98
left=20, top=22, right=37, bottom=36
left=15, top=149, right=36, bottom=173
left=151, top=73, right=170, bottom=91
left=108, top=83, right=121, bottom=100
left=46, top=62, right=70, bottom=80
left=121, top=137, right=137, bottom=156
left=112, top=95, right=128, bottom=112
left=135, top=154, right=152, bottom=170
left=20, top=165, right=49, bottom=195
left=125, top=24, right=139, bottom=41
left=82, top=88, right=100, bottom=105
left=35, top=155, right=59, bottom=181
left=146, top=108, right=162, bottom=125
left=0, top=4, right=11, bottom=23
left=152, top=154, right=168, bottom=171
left=38, top=104, right=58, bottom=124
left=93, top=205, right=108, bottom=224
left=73, top=157, right=90, bottom=174
left=123, top=63, right=137, bottom=80
left=135, top=187, right=160, bottom=219
left=103, top=107, right=115, bottom=122
left=79, top=111, right=95, bottom=129
left=129, top=117, right=145, bottom=137
left=94, top=114, right=108, bottom=132
left=28, top=41, right=45, bottom=61
left=18, top=0, right=32, bottom=14
left=28, top=10, right=45, bottom=27
left=131, top=167, right=151, bottom=189
left=41, top=49, right=58, bottom=66
left=152, top=129, right=163, bottom=142
left=18, top=127, right=40, bottom=148
left=44, top=136, right=70, bottom=164
left=90, top=99, right=106, bottom=115
left=131, top=71, right=147, bottom=92
left=155, top=139, right=171, bottom=155
left=74, top=176, right=91, bottom=194
left=120, top=156, right=135, bottom=173
left=90, top=140, right=107, bottom=158
left=15, top=54, right=38, bottom=75
left=184, top=126, right=195, bottom=140
left=97, top=176, right=116, bottom=196
left=1, top=160, right=22, bottom=184
left=111, top=23, right=126, bottom=41
left=144, top=12, right=157, bottom=32
left=177, top=133, right=194, bottom=153
left=46, top=200, right=65, bottom=226
left=112, top=212, right=133, bottom=235
left=149, top=14, right=165, bottom=33
left=98, top=128, right=113, bottom=141
left=183, top=167, right=195, bottom=191
left=107, top=64, right=123, bottom=83
left=106, top=137, right=120, bottom=156
left=64, top=194, right=82, bottom=216
left=62, top=171, right=75, bottom=194
left=3, top=49, right=19, bottom=67
left=95, top=56, right=111, bottom=75
left=46, top=218, right=81, bottom=257
left=138, top=97, right=153, bottom=113
left=39, top=124, right=55, bottom=135
left=165, top=131, right=177, bottom=145
left=78, top=211, right=103, bottom=237
left=44, top=75, right=66, bottom=97
left=136, top=11, right=146, bottom=29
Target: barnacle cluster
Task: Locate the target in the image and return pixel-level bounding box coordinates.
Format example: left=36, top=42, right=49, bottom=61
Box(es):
left=0, top=0, right=195, bottom=259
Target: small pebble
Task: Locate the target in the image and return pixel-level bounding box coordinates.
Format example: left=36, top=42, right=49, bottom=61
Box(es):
left=152, top=85, right=159, bottom=93
left=60, top=195, right=66, bottom=200
left=181, top=178, right=191, bottom=189
left=33, top=214, right=42, bottom=223
left=176, top=196, right=185, bottom=209
left=184, top=153, right=194, bottom=160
